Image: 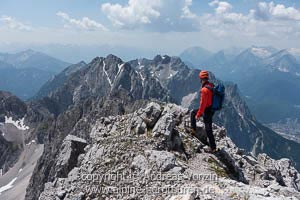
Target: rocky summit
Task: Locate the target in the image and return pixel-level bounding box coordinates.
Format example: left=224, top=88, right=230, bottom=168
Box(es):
left=38, top=102, right=300, bottom=200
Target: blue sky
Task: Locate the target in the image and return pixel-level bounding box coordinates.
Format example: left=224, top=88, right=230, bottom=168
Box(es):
left=1, top=0, right=300, bottom=58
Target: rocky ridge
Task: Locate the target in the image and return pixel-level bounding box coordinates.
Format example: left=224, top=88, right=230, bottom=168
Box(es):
left=39, top=102, right=300, bottom=200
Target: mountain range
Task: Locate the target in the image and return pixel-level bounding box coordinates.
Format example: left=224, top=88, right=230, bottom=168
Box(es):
left=0, top=50, right=70, bottom=100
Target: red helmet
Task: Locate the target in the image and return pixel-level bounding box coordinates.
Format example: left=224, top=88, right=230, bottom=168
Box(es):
left=199, top=70, right=209, bottom=79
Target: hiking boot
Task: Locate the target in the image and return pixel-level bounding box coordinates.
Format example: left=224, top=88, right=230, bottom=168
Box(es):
left=203, top=147, right=219, bottom=153
left=203, top=146, right=211, bottom=153
left=190, top=128, right=196, bottom=135
left=211, top=148, right=220, bottom=154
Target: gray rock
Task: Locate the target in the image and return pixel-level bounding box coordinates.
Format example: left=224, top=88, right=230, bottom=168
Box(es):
left=145, top=150, right=176, bottom=172
left=153, top=113, right=175, bottom=137
left=140, top=102, right=162, bottom=128
left=135, top=118, right=147, bottom=135
left=131, top=155, right=149, bottom=172
left=56, top=190, right=66, bottom=199
left=169, top=194, right=195, bottom=200
left=54, top=135, right=87, bottom=178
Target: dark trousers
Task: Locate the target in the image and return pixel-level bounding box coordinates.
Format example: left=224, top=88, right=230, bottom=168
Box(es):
left=191, top=107, right=216, bottom=150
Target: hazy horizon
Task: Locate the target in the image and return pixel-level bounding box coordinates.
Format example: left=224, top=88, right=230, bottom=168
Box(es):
left=1, top=0, right=300, bottom=62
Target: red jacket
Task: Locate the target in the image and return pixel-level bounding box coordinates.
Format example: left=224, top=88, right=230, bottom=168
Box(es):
left=196, top=81, right=213, bottom=118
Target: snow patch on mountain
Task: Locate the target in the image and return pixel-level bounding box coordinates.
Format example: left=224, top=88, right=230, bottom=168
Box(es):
left=139, top=72, right=145, bottom=87
left=4, top=117, right=29, bottom=130
left=117, top=63, right=124, bottom=77
left=251, top=136, right=261, bottom=156
left=102, top=61, right=112, bottom=86
left=19, top=51, right=36, bottom=62
left=0, top=177, right=17, bottom=195
left=287, top=48, right=300, bottom=55
left=278, top=66, right=290, bottom=72
left=251, top=47, right=272, bottom=58
left=26, top=140, right=36, bottom=146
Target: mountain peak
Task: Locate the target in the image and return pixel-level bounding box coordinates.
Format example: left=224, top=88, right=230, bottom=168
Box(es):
left=183, top=46, right=211, bottom=54
left=105, top=54, right=123, bottom=63
left=267, top=49, right=298, bottom=63
left=180, top=47, right=213, bottom=66
left=22, top=49, right=37, bottom=54
left=153, top=55, right=163, bottom=63
left=275, top=49, right=293, bottom=56
left=249, top=47, right=274, bottom=58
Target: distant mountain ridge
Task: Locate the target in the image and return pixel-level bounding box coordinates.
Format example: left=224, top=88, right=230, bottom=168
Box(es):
left=180, top=46, right=213, bottom=68
left=0, top=49, right=70, bottom=73
left=0, top=49, right=71, bottom=100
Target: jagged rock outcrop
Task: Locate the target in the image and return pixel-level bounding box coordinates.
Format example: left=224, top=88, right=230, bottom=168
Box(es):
left=41, top=55, right=172, bottom=115
left=38, top=103, right=300, bottom=200
left=53, top=135, right=87, bottom=178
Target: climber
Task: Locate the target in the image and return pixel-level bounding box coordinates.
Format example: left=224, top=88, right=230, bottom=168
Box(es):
left=190, top=70, right=217, bottom=153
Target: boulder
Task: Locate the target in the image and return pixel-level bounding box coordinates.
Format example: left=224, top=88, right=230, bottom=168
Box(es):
left=54, top=135, right=87, bottom=178
left=141, top=102, right=162, bottom=128
left=145, top=150, right=176, bottom=172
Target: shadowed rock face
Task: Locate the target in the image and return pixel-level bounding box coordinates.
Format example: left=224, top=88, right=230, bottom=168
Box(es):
left=0, top=91, right=27, bottom=121
left=0, top=134, right=22, bottom=173
left=32, top=61, right=87, bottom=100
left=53, top=135, right=87, bottom=178
left=37, top=103, right=300, bottom=199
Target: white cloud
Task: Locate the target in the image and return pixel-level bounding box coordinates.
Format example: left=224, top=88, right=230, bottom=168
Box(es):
left=203, top=0, right=300, bottom=41
left=254, top=2, right=300, bottom=21
left=181, top=0, right=197, bottom=19
left=209, top=0, right=219, bottom=7
left=213, top=1, right=232, bottom=15
left=101, top=0, right=199, bottom=32
left=101, top=0, right=161, bottom=27
left=207, top=0, right=250, bottom=25
left=56, top=12, right=108, bottom=31
left=0, top=16, right=31, bottom=31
